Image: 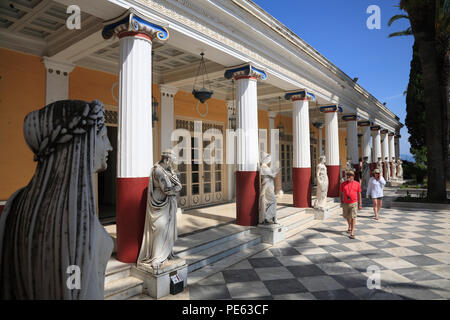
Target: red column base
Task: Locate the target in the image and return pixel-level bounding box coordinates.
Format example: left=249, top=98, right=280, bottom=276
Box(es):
left=326, top=165, right=340, bottom=197
left=293, top=167, right=311, bottom=208
left=236, top=171, right=259, bottom=226
left=116, top=177, right=149, bottom=263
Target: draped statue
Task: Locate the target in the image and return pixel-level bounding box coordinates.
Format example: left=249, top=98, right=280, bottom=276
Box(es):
left=391, top=157, right=397, bottom=178
left=138, top=149, right=182, bottom=270
left=397, top=158, right=403, bottom=179
left=376, top=157, right=384, bottom=179
left=259, top=152, right=279, bottom=224
left=0, top=100, right=114, bottom=299
left=361, top=157, right=370, bottom=195
left=314, top=156, right=328, bottom=209
left=385, top=157, right=391, bottom=181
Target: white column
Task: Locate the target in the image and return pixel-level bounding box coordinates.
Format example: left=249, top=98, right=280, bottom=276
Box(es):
left=236, top=77, right=259, bottom=171
left=286, top=91, right=314, bottom=208
left=395, top=134, right=401, bottom=159
left=117, top=34, right=153, bottom=177
left=43, top=57, right=75, bottom=104
left=344, top=116, right=359, bottom=165
left=388, top=133, right=395, bottom=161
left=225, top=64, right=266, bottom=226
left=292, top=100, right=311, bottom=168
left=102, top=9, right=170, bottom=263
left=160, top=85, right=178, bottom=152
left=381, top=130, right=389, bottom=162
left=321, top=105, right=341, bottom=197
left=360, top=123, right=372, bottom=163
left=371, top=126, right=381, bottom=162
left=325, top=112, right=340, bottom=166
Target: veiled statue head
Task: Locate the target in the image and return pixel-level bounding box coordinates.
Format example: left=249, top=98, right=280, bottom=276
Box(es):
left=319, top=155, right=326, bottom=164
left=260, top=151, right=271, bottom=165
left=0, top=99, right=112, bottom=299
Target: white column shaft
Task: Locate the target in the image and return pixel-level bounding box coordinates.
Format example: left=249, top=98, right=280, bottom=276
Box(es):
left=381, top=133, right=389, bottom=161
left=236, top=78, right=259, bottom=171
left=293, top=100, right=311, bottom=168
left=325, top=112, right=339, bottom=166
left=346, top=120, right=359, bottom=165
left=389, top=135, right=395, bottom=161
left=372, top=130, right=381, bottom=161
left=117, top=35, right=153, bottom=178
left=362, top=126, right=371, bottom=162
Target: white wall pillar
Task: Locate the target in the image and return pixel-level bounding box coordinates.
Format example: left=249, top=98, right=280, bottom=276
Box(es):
left=160, top=85, right=178, bottom=152
left=227, top=100, right=236, bottom=201
left=371, top=126, right=382, bottom=162
left=43, top=57, right=75, bottom=104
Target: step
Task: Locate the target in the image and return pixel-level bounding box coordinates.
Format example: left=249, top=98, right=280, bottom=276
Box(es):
left=279, top=211, right=314, bottom=229
left=174, top=224, right=250, bottom=258
left=187, top=242, right=271, bottom=285
left=286, top=219, right=319, bottom=239
left=185, top=233, right=262, bottom=273
left=104, top=276, right=143, bottom=300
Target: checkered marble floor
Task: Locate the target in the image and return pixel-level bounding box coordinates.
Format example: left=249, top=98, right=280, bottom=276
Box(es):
left=189, top=204, right=450, bottom=300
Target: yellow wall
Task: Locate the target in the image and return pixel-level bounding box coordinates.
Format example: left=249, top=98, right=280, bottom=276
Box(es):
left=339, top=128, right=348, bottom=167
left=0, top=49, right=45, bottom=200
left=69, top=66, right=119, bottom=105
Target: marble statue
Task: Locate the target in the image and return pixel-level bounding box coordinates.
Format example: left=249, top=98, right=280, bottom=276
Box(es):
left=0, top=100, right=114, bottom=299
left=361, top=157, right=370, bottom=196
left=259, top=152, right=280, bottom=224
left=138, top=149, right=182, bottom=270
left=314, top=156, right=328, bottom=209
left=376, top=157, right=384, bottom=179
left=397, top=158, right=403, bottom=179
left=391, top=157, right=397, bottom=179
left=345, top=159, right=353, bottom=172
left=385, top=157, right=391, bottom=181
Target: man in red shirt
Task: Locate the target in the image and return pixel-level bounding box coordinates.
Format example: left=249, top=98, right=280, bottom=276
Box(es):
left=339, top=170, right=362, bottom=239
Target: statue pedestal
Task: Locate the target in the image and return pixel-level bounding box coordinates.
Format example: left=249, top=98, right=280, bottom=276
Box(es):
left=133, top=258, right=187, bottom=299
left=252, top=223, right=286, bottom=244
left=386, top=181, right=392, bottom=187
left=314, top=207, right=330, bottom=220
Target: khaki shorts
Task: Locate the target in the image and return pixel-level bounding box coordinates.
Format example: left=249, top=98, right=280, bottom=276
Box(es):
left=342, top=202, right=358, bottom=219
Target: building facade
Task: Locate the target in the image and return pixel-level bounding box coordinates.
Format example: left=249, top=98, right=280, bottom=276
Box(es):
left=0, top=0, right=403, bottom=263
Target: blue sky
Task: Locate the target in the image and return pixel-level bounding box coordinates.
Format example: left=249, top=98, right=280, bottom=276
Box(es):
left=254, top=0, right=414, bottom=158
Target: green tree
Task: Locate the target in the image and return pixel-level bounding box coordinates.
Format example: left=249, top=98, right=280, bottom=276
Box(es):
left=389, top=0, right=449, bottom=202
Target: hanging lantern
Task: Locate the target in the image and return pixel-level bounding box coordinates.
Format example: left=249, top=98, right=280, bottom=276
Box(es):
left=192, top=52, right=214, bottom=103
left=228, top=79, right=237, bottom=130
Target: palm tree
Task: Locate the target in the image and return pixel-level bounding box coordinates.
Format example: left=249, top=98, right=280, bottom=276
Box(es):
left=389, top=0, right=449, bottom=202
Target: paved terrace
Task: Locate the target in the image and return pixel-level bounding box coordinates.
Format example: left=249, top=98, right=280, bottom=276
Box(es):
left=131, top=187, right=450, bottom=300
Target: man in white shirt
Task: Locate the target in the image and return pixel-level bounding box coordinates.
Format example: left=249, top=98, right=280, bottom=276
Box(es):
left=366, top=169, right=386, bottom=220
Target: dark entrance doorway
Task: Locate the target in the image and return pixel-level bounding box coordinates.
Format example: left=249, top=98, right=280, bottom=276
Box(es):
left=98, top=126, right=117, bottom=224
